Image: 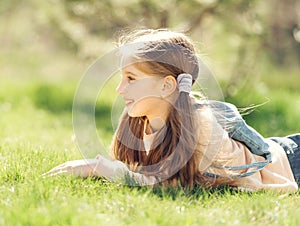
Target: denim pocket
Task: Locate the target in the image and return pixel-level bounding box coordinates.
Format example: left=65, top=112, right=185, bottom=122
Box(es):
left=269, top=136, right=298, bottom=154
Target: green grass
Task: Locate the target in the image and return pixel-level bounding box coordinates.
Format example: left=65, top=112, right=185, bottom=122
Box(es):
left=1, top=106, right=300, bottom=226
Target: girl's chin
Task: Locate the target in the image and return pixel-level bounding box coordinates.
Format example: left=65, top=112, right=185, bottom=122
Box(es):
left=127, top=109, right=145, bottom=118
left=128, top=112, right=143, bottom=118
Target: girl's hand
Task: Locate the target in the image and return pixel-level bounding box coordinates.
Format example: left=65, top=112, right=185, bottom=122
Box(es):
left=42, top=159, right=98, bottom=178
left=93, top=155, right=129, bottom=181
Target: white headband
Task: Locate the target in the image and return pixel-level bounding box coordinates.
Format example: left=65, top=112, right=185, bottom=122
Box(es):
left=177, top=73, right=193, bottom=93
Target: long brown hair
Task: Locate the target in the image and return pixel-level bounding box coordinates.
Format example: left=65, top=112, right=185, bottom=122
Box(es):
left=112, top=29, right=207, bottom=188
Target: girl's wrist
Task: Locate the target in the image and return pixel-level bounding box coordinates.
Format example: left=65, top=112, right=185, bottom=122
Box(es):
left=92, top=155, right=130, bottom=180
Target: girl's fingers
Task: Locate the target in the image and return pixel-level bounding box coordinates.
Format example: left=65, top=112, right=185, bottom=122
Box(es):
left=43, top=167, right=64, bottom=175
left=43, top=170, right=70, bottom=177
left=42, top=164, right=72, bottom=177
left=41, top=169, right=63, bottom=177
left=42, top=159, right=98, bottom=178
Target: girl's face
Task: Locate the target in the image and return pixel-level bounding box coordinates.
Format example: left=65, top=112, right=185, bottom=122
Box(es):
left=117, top=64, right=171, bottom=121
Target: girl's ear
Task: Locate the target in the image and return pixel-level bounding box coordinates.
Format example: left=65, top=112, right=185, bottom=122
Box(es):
left=161, top=75, right=177, bottom=97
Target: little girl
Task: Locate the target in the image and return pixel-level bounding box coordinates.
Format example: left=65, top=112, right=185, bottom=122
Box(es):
left=45, top=29, right=300, bottom=193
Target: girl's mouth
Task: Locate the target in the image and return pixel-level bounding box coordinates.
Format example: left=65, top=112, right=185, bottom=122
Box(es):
left=125, top=100, right=134, bottom=107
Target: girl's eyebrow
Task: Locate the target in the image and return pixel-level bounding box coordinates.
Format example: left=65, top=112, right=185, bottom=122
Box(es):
left=123, top=71, right=138, bottom=77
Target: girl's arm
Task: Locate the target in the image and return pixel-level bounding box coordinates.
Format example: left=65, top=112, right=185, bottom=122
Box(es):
left=44, top=156, right=158, bottom=185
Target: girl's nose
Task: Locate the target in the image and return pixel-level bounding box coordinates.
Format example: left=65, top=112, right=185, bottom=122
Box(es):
left=116, top=80, right=127, bottom=94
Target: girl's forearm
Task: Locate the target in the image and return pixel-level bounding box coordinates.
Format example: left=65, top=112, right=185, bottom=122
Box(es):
left=262, top=181, right=298, bottom=193
left=92, top=155, right=158, bottom=186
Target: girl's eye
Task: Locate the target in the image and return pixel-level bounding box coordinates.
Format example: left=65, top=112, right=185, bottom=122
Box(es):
left=127, top=76, right=135, bottom=81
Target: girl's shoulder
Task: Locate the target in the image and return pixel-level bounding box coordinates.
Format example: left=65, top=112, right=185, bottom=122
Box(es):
left=191, top=98, right=214, bottom=128
left=189, top=92, right=209, bottom=110
left=191, top=95, right=241, bottom=123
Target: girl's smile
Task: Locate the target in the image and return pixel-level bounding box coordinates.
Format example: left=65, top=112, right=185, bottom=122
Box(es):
left=124, top=99, right=134, bottom=107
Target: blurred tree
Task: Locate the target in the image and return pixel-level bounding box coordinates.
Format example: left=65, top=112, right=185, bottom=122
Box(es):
left=266, top=0, right=300, bottom=65
left=40, top=0, right=262, bottom=55
left=3, top=0, right=298, bottom=97
left=33, top=0, right=298, bottom=97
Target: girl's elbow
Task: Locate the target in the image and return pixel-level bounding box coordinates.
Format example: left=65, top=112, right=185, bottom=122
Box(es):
left=275, top=182, right=298, bottom=194
left=289, top=182, right=299, bottom=193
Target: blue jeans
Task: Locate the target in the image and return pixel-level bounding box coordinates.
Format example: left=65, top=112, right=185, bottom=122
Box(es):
left=270, top=134, right=300, bottom=186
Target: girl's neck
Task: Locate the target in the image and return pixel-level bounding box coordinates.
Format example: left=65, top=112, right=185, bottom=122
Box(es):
left=144, top=97, right=174, bottom=134
left=145, top=117, right=166, bottom=134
